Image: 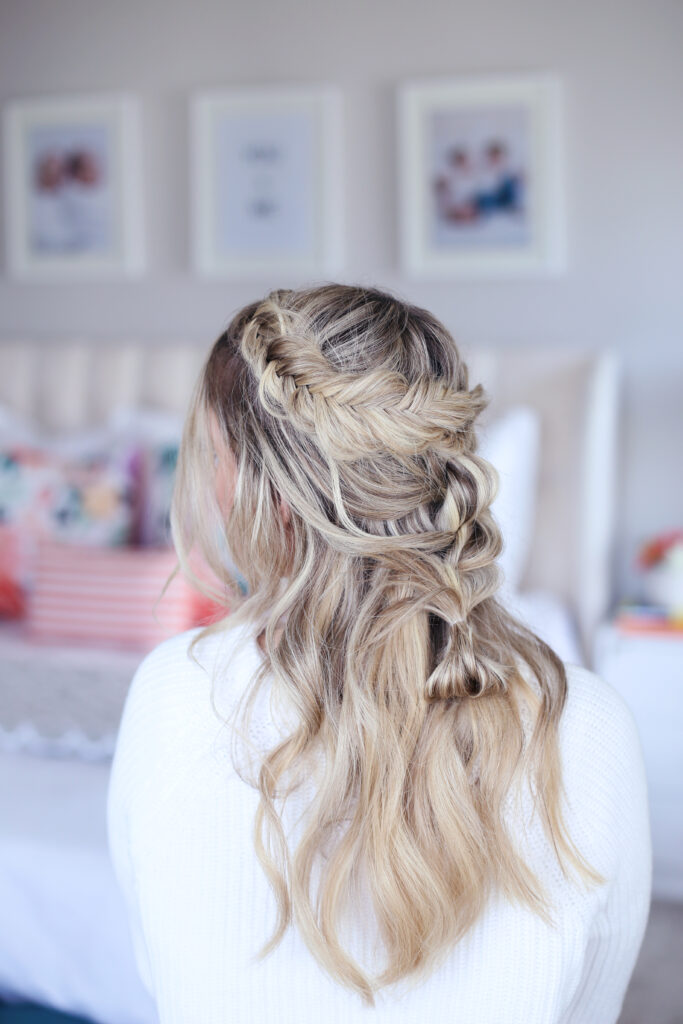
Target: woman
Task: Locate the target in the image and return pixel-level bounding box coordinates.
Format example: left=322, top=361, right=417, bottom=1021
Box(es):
left=108, top=285, right=651, bottom=1023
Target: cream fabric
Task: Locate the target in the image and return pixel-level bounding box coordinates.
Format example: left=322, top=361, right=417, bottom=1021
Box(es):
left=108, top=624, right=651, bottom=1024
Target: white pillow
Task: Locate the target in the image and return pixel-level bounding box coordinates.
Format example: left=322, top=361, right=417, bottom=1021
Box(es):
left=477, top=405, right=541, bottom=596
left=499, top=588, right=583, bottom=666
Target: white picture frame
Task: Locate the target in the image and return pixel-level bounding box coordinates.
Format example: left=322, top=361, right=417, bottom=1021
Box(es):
left=398, top=74, right=566, bottom=278
left=3, top=93, right=145, bottom=279
left=191, top=86, right=343, bottom=278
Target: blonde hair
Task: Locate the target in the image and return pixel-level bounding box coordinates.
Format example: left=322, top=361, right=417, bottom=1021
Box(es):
left=172, top=284, right=602, bottom=1005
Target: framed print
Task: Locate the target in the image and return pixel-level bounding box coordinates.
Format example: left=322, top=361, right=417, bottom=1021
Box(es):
left=398, top=75, right=565, bottom=278
left=3, top=93, right=145, bottom=278
left=191, top=87, right=342, bottom=278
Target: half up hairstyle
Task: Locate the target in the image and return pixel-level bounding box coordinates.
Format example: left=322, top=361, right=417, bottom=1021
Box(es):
left=171, top=284, right=603, bottom=1005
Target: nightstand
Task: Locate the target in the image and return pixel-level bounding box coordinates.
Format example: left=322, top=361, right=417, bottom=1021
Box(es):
left=593, top=621, right=683, bottom=901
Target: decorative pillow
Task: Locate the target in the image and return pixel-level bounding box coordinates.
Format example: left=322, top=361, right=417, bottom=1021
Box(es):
left=0, top=444, right=47, bottom=528
left=0, top=409, right=42, bottom=616
left=41, top=444, right=139, bottom=547
left=109, top=407, right=183, bottom=546
left=0, top=526, right=26, bottom=617
left=0, top=434, right=139, bottom=547
left=0, top=543, right=228, bottom=760
left=0, top=406, right=50, bottom=537
left=0, top=409, right=141, bottom=618
left=477, top=405, right=541, bottom=596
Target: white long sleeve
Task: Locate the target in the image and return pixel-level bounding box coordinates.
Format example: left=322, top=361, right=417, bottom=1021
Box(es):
left=107, top=624, right=651, bottom=1024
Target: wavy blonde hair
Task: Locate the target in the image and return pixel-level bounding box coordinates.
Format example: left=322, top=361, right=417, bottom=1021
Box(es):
left=171, top=284, right=602, bottom=1004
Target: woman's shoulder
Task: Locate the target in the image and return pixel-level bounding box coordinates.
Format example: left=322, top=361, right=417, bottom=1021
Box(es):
left=559, top=661, right=644, bottom=769
left=555, top=661, right=650, bottom=875
left=108, top=622, right=264, bottom=825
left=123, top=620, right=260, bottom=724
left=516, top=656, right=644, bottom=787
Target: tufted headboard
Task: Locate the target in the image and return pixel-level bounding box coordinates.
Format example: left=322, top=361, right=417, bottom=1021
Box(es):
left=0, top=339, right=620, bottom=664
left=464, top=344, right=620, bottom=664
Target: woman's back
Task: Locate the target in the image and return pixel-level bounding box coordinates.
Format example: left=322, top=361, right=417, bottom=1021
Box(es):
left=109, top=284, right=651, bottom=1021
left=107, top=622, right=651, bottom=1024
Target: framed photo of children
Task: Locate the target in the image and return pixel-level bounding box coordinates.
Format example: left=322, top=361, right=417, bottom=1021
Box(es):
left=191, top=87, right=343, bottom=278
left=398, top=75, right=566, bottom=278
left=3, top=93, right=145, bottom=279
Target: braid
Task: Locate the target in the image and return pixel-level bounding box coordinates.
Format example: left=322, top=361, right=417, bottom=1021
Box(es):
left=240, top=294, right=507, bottom=702
left=241, top=297, right=488, bottom=463
left=174, top=283, right=600, bottom=1002
left=424, top=451, right=509, bottom=701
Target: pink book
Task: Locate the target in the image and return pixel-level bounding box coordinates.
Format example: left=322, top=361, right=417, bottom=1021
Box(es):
left=27, top=541, right=221, bottom=652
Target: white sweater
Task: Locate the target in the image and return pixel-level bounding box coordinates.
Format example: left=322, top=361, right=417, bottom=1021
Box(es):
left=107, top=623, right=652, bottom=1024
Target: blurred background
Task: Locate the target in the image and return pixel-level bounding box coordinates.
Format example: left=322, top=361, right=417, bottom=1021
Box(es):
left=0, top=1, right=681, bottom=1022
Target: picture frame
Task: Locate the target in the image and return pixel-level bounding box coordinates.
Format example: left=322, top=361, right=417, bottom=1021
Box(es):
left=3, top=93, right=145, bottom=279
left=398, top=74, right=566, bottom=278
left=191, top=86, right=343, bottom=278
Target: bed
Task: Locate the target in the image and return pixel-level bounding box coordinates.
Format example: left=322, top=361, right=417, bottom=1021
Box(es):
left=0, top=750, right=156, bottom=1023
left=0, top=339, right=620, bottom=1023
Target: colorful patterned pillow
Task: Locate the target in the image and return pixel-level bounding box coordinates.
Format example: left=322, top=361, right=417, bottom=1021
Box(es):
left=0, top=441, right=140, bottom=547
left=139, top=439, right=178, bottom=546
left=0, top=410, right=142, bottom=617
left=109, top=407, right=183, bottom=547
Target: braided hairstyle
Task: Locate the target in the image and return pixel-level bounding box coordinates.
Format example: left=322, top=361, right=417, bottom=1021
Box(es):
left=172, top=284, right=602, bottom=1004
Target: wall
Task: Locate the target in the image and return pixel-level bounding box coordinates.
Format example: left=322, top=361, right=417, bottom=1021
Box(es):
left=0, top=0, right=681, bottom=602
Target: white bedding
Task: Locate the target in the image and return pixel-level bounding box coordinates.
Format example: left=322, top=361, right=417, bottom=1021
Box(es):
left=0, top=627, right=141, bottom=760
left=501, top=587, right=584, bottom=667
left=0, top=591, right=582, bottom=1023
left=0, top=751, right=157, bottom=1023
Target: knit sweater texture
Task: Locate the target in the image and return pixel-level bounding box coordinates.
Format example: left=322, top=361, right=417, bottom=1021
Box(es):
left=107, top=623, right=652, bottom=1024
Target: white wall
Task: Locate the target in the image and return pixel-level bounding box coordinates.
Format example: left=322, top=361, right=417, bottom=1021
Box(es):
left=0, top=0, right=681, bottom=601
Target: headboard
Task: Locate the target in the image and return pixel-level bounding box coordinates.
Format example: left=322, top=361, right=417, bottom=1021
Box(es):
left=464, top=344, right=620, bottom=664
left=0, top=340, right=620, bottom=664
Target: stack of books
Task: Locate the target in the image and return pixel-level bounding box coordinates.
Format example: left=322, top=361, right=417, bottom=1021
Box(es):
left=27, top=541, right=223, bottom=651
left=614, top=601, right=683, bottom=636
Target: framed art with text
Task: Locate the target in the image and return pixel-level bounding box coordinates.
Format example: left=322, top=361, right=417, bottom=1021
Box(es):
left=191, top=87, right=343, bottom=278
